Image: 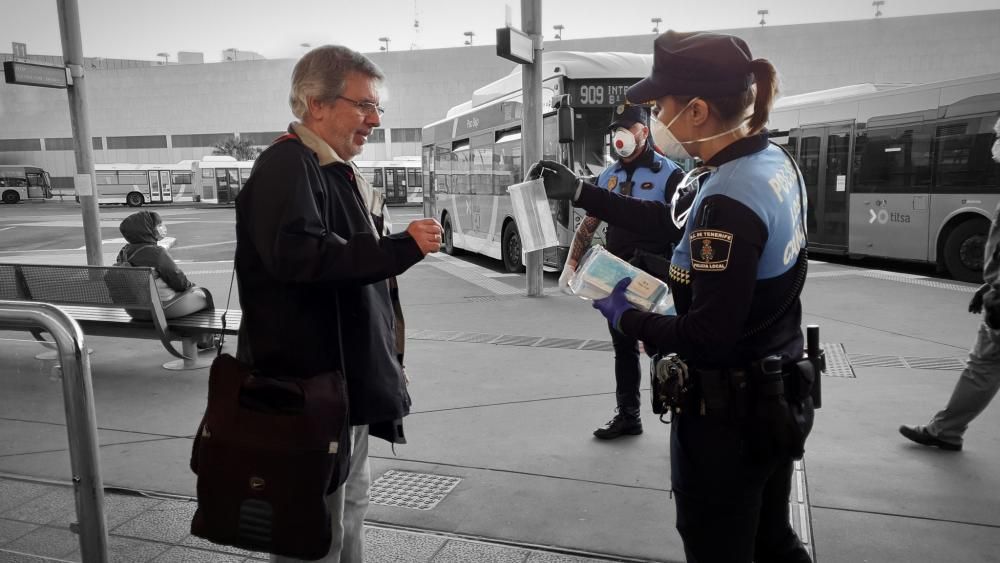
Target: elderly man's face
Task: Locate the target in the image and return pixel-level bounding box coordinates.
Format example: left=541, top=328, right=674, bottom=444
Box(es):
left=310, top=71, right=382, bottom=160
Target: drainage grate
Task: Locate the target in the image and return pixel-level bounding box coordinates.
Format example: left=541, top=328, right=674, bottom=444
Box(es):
left=369, top=470, right=461, bottom=511
left=849, top=354, right=908, bottom=369
left=533, top=337, right=587, bottom=350
left=448, top=332, right=500, bottom=344
left=902, top=356, right=966, bottom=371
left=822, top=342, right=855, bottom=378
left=579, top=339, right=615, bottom=352
left=491, top=334, right=544, bottom=347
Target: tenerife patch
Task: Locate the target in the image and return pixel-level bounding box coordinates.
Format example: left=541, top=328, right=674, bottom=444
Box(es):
left=689, top=229, right=734, bottom=272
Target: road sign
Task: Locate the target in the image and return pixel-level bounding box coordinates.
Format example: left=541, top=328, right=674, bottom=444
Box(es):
left=496, top=26, right=533, bottom=64
left=3, top=61, right=69, bottom=89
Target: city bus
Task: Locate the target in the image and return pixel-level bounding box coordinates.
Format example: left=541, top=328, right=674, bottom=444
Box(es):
left=93, top=162, right=191, bottom=206
left=421, top=51, right=646, bottom=272
left=193, top=156, right=254, bottom=204
left=354, top=159, right=422, bottom=205
left=767, top=72, right=1000, bottom=282
left=0, top=165, right=53, bottom=204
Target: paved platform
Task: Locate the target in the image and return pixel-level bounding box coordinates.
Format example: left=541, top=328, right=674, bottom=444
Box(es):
left=2, top=220, right=1000, bottom=562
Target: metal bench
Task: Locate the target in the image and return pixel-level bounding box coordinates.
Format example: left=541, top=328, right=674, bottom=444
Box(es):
left=0, top=262, right=239, bottom=370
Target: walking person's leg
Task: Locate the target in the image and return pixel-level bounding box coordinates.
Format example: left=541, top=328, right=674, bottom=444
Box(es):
left=594, top=323, right=643, bottom=439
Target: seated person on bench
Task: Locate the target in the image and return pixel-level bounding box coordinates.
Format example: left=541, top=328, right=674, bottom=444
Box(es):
left=115, top=210, right=213, bottom=321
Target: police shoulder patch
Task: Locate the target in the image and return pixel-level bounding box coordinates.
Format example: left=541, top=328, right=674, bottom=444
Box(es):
left=689, top=229, right=734, bottom=272
left=607, top=175, right=618, bottom=191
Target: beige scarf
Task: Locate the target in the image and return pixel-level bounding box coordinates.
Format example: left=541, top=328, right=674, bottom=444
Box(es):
left=290, top=122, right=384, bottom=231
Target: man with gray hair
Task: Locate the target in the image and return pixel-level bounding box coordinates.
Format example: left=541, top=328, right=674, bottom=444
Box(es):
left=900, top=116, right=1000, bottom=452
left=235, top=45, right=442, bottom=561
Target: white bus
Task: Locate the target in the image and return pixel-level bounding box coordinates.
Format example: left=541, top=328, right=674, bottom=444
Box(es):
left=422, top=51, right=647, bottom=272
left=93, top=162, right=192, bottom=206
left=194, top=156, right=254, bottom=204
left=354, top=159, right=422, bottom=205
left=768, top=72, right=1000, bottom=281
left=0, top=165, right=53, bottom=204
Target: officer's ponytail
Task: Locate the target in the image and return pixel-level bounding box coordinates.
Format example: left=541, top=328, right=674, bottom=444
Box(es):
left=746, top=59, right=778, bottom=136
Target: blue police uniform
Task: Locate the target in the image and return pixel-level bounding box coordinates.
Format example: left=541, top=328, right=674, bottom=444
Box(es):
left=593, top=146, right=683, bottom=421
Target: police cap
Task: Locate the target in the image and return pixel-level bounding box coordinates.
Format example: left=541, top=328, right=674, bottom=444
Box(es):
left=608, top=104, right=648, bottom=130
left=626, top=30, right=754, bottom=103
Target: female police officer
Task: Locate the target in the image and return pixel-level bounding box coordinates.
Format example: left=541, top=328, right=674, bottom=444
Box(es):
left=530, top=30, right=813, bottom=562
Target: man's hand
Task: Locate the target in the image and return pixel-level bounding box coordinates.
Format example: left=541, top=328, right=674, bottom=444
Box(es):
left=593, top=277, right=636, bottom=330
left=527, top=159, right=580, bottom=201
left=970, top=283, right=991, bottom=314
left=406, top=218, right=443, bottom=255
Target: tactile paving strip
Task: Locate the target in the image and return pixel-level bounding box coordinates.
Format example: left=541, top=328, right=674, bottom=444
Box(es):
left=369, top=470, right=461, bottom=511
left=822, top=342, right=856, bottom=378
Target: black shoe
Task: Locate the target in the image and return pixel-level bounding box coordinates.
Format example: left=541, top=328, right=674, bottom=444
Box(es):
left=594, top=411, right=643, bottom=440
left=899, top=425, right=962, bottom=451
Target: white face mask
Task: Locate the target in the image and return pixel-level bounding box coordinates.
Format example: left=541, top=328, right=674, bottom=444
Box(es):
left=650, top=98, right=745, bottom=160
left=612, top=128, right=639, bottom=159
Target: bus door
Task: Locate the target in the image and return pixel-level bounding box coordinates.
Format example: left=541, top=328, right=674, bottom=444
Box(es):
left=148, top=171, right=162, bottom=202
left=215, top=168, right=240, bottom=203
left=792, top=123, right=851, bottom=253
left=386, top=168, right=407, bottom=204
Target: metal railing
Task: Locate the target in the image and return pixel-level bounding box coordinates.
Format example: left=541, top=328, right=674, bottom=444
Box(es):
left=0, top=300, right=108, bottom=562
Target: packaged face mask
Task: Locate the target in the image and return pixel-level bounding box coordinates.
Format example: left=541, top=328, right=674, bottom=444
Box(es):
left=568, top=245, right=675, bottom=315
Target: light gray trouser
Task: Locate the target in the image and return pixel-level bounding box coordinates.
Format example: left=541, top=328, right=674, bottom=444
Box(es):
left=927, top=321, right=1000, bottom=445
left=271, top=425, right=371, bottom=563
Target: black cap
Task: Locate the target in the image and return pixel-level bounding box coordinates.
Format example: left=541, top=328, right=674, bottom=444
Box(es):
left=627, top=30, right=754, bottom=103
left=608, top=104, right=648, bottom=130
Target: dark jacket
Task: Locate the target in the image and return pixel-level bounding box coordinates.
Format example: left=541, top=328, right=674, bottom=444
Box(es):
left=234, top=132, right=424, bottom=442
left=116, top=211, right=193, bottom=292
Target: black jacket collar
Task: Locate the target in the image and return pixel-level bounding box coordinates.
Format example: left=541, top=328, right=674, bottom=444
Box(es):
left=705, top=131, right=770, bottom=168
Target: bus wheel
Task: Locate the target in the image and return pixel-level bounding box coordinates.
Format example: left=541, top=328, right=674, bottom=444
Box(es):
left=943, top=218, right=988, bottom=283
left=126, top=192, right=144, bottom=207
left=2, top=190, right=19, bottom=204
left=442, top=215, right=460, bottom=255
left=502, top=222, right=525, bottom=273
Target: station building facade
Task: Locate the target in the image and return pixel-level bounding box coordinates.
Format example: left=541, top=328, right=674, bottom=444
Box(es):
left=0, top=9, right=998, bottom=200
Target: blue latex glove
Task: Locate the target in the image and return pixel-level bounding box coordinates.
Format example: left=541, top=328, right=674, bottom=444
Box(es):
left=593, top=277, right=635, bottom=330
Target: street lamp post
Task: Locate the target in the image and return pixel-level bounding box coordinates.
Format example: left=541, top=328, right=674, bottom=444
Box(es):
left=757, top=9, right=769, bottom=26
left=651, top=17, right=662, bottom=33
left=872, top=0, right=885, bottom=17
left=378, top=37, right=391, bottom=51
left=463, top=31, right=475, bottom=45
left=553, top=24, right=563, bottom=39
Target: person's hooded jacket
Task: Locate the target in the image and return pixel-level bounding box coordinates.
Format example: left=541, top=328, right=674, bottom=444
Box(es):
left=116, top=211, right=193, bottom=294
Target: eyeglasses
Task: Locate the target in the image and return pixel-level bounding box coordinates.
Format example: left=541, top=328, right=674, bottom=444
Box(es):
left=670, top=165, right=716, bottom=229
left=337, top=95, right=385, bottom=116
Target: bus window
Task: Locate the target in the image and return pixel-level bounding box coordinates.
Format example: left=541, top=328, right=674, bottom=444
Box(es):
left=854, top=125, right=932, bottom=193
left=408, top=168, right=421, bottom=187
left=435, top=144, right=451, bottom=194
left=494, top=130, right=522, bottom=196
left=373, top=168, right=384, bottom=188
left=119, top=172, right=147, bottom=185
left=26, top=173, right=45, bottom=187
left=934, top=118, right=1000, bottom=192
left=171, top=171, right=193, bottom=185
left=542, top=114, right=559, bottom=162
left=452, top=140, right=470, bottom=195
left=97, top=172, right=117, bottom=185
left=471, top=133, right=493, bottom=195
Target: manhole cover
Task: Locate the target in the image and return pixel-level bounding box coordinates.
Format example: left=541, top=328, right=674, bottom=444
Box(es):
left=369, top=470, right=461, bottom=511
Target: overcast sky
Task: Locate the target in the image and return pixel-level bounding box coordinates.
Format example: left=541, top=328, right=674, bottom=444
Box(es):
left=1, top=0, right=997, bottom=62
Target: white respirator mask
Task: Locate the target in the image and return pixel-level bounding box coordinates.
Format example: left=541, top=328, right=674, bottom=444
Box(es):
left=651, top=98, right=746, bottom=161
left=612, top=128, right=638, bottom=158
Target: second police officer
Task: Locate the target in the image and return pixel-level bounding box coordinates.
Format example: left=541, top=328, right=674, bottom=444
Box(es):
left=561, top=104, right=685, bottom=440
left=531, top=30, right=815, bottom=562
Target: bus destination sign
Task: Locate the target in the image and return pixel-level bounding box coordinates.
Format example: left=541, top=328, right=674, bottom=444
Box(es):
left=567, top=79, right=640, bottom=108
left=3, top=61, right=69, bottom=89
